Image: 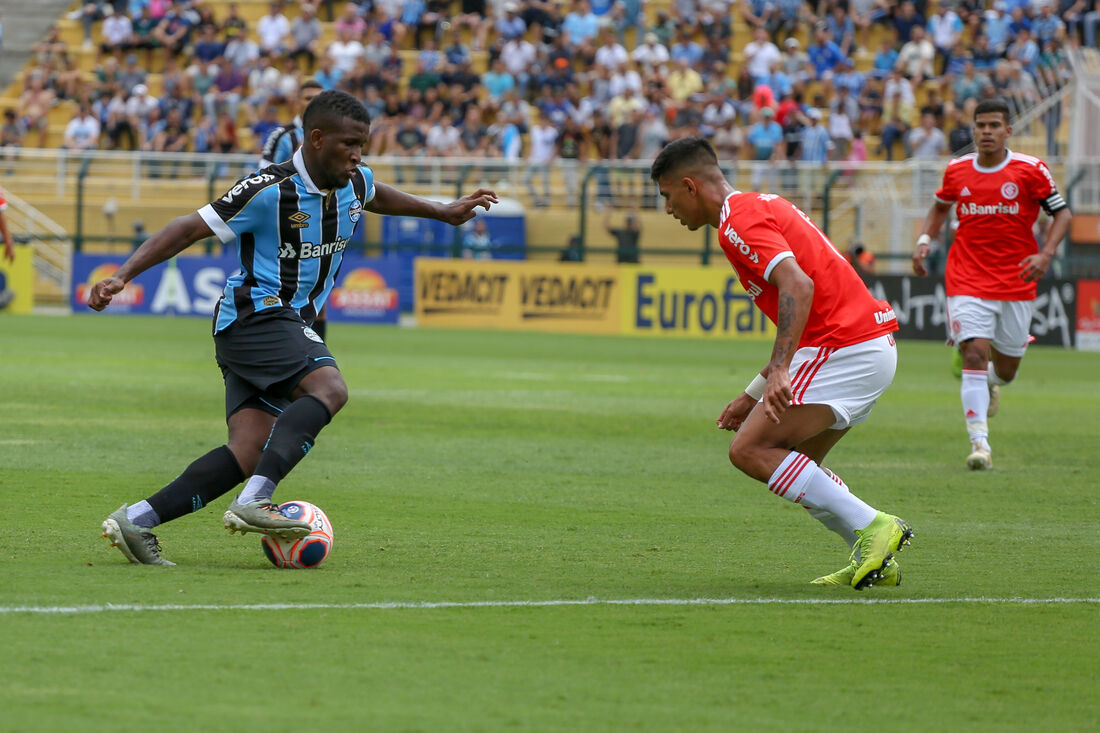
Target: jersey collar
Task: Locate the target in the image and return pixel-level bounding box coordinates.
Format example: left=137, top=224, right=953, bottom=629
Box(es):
left=972, top=148, right=1012, bottom=173
left=292, top=148, right=324, bottom=195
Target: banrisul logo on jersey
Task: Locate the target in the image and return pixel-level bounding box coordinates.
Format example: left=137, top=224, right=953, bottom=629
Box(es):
left=326, top=256, right=400, bottom=324
left=279, top=237, right=350, bottom=259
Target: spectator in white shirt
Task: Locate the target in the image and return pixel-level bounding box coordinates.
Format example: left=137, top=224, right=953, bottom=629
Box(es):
left=907, top=111, right=946, bottom=159
left=631, top=32, right=671, bottom=71
left=897, top=25, right=935, bottom=86
left=100, top=12, right=133, bottom=56
left=326, top=25, right=365, bottom=74
left=63, top=103, right=101, bottom=150
left=525, top=110, right=558, bottom=207
left=743, top=27, right=781, bottom=80
left=593, top=26, right=629, bottom=69
left=256, top=2, right=290, bottom=55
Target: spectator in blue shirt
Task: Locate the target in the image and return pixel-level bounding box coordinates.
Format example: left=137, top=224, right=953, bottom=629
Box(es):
left=670, top=27, right=705, bottom=65
left=482, top=58, right=516, bottom=100
left=746, top=106, right=784, bottom=190
left=1007, top=6, right=1032, bottom=37
left=562, top=0, right=600, bottom=48
left=1032, top=4, right=1065, bottom=44
left=871, top=35, right=899, bottom=79
left=800, top=108, right=832, bottom=163
left=892, top=1, right=925, bottom=43
left=983, top=7, right=1012, bottom=53
left=807, top=25, right=846, bottom=80
left=495, top=2, right=527, bottom=42
left=832, top=57, right=866, bottom=96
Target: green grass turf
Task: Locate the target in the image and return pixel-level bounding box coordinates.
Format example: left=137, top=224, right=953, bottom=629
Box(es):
left=1, top=314, right=1097, bottom=731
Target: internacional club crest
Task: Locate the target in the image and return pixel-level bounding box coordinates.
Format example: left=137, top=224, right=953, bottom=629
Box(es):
left=1001, top=182, right=1019, bottom=200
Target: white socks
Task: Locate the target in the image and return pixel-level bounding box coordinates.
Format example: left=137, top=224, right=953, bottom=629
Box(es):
left=126, top=500, right=159, bottom=529
left=768, top=453, right=877, bottom=533
left=237, top=476, right=277, bottom=504
left=961, top=369, right=990, bottom=449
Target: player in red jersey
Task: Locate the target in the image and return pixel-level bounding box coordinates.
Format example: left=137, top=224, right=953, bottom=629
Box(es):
left=912, top=98, right=1072, bottom=470
left=651, top=137, right=913, bottom=590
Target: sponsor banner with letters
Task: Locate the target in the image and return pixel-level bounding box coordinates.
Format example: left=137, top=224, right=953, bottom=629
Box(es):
left=71, top=253, right=400, bottom=324
left=862, top=275, right=1077, bottom=348
left=624, top=266, right=774, bottom=339
left=416, top=259, right=772, bottom=339
left=1074, top=279, right=1100, bottom=351
left=415, top=258, right=621, bottom=333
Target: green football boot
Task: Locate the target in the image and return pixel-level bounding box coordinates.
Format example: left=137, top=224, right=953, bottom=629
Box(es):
left=811, top=557, right=900, bottom=587
left=224, top=498, right=311, bottom=539
left=101, top=504, right=176, bottom=566
left=851, top=512, right=913, bottom=590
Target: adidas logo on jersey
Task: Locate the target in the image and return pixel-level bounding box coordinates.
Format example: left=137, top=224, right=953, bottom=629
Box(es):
left=960, top=186, right=971, bottom=196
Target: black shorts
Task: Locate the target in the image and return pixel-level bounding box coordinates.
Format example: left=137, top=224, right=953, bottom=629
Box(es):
left=214, top=308, right=339, bottom=419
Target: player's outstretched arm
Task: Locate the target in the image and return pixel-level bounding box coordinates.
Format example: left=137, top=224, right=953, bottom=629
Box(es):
left=912, top=200, right=952, bottom=276
left=762, top=258, right=813, bottom=424
left=87, top=212, right=213, bottom=311
left=366, top=182, right=498, bottom=226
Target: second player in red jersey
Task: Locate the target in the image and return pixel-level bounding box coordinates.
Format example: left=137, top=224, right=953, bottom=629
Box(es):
left=652, top=137, right=912, bottom=590
left=934, top=149, right=1063, bottom=301
left=912, top=98, right=1071, bottom=471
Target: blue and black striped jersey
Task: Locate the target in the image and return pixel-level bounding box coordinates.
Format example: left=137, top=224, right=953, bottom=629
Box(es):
left=198, top=148, right=376, bottom=333
left=259, top=120, right=303, bottom=168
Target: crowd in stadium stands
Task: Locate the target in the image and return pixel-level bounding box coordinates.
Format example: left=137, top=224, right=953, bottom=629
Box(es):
left=3, top=0, right=1087, bottom=181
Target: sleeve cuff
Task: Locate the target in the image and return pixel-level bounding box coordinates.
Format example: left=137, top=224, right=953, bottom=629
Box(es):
left=763, top=251, right=794, bottom=281
left=198, top=204, right=236, bottom=244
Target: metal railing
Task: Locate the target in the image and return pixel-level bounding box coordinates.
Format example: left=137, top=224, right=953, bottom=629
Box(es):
left=2, top=148, right=1098, bottom=276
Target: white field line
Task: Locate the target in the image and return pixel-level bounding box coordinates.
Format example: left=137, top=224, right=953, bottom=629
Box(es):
left=1, top=597, right=1097, bottom=615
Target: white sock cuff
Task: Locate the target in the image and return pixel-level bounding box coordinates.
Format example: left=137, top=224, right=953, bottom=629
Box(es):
left=961, top=369, right=986, bottom=384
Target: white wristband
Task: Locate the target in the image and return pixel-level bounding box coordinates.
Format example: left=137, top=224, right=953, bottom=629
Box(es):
left=917, top=234, right=931, bottom=247
left=745, top=374, right=767, bottom=401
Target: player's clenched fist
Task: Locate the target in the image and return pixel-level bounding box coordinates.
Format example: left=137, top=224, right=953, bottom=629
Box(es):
left=87, top=276, right=126, bottom=311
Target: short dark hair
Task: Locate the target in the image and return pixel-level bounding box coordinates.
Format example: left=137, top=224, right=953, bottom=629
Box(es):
left=302, top=89, right=371, bottom=133
left=973, top=98, right=1011, bottom=123
left=299, top=79, right=323, bottom=93
left=649, top=136, right=718, bottom=182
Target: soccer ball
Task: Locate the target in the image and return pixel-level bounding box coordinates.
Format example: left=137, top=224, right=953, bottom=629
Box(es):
left=260, top=501, right=334, bottom=569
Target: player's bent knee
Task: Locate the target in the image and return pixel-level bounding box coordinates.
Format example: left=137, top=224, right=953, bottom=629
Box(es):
left=728, top=441, right=761, bottom=477
left=313, top=375, right=349, bottom=415
left=226, top=443, right=263, bottom=475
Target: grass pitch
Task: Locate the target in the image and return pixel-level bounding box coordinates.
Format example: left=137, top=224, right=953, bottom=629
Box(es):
left=1, top=314, right=1097, bottom=732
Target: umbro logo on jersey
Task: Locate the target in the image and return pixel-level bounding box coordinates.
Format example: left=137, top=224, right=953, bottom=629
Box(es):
left=288, top=211, right=310, bottom=229
left=960, top=186, right=971, bottom=196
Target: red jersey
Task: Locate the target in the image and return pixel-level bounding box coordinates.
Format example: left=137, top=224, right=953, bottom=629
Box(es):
left=718, top=192, right=898, bottom=349
left=935, top=150, right=1061, bottom=301
left=0, top=187, right=7, bottom=211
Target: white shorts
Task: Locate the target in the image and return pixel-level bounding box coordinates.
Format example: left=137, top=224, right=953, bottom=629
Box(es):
left=945, top=295, right=1033, bottom=358
left=789, top=333, right=897, bottom=430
